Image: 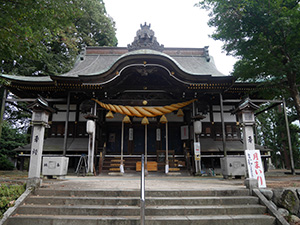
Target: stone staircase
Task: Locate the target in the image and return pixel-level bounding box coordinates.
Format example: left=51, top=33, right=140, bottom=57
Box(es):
left=4, top=188, right=276, bottom=225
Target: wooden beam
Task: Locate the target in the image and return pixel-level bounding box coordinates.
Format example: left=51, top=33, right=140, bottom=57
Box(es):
left=5, top=98, right=66, bottom=102
left=222, top=99, right=283, bottom=104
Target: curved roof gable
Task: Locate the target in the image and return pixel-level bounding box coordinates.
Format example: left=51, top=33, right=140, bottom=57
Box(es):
left=56, top=23, right=227, bottom=81
left=58, top=48, right=226, bottom=79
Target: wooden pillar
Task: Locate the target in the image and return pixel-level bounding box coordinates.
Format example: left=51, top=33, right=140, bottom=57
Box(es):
left=219, top=93, right=227, bottom=156
left=0, top=88, right=7, bottom=140
left=283, top=98, right=295, bottom=175
left=165, top=122, right=169, bottom=174
left=63, top=92, right=71, bottom=156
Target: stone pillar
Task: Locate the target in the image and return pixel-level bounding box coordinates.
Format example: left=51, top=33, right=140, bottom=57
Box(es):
left=242, top=120, right=255, bottom=150
left=27, top=98, right=56, bottom=188
left=233, top=98, right=267, bottom=188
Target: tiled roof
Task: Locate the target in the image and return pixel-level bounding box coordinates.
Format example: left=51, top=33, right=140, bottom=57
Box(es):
left=59, top=48, right=225, bottom=78
left=1, top=74, right=53, bottom=82
left=1, top=47, right=227, bottom=83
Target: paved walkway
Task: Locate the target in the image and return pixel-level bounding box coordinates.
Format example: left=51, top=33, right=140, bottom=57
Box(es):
left=41, top=169, right=300, bottom=191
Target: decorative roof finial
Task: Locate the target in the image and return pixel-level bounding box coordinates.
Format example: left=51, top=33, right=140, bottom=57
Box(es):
left=204, top=46, right=210, bottom=62
left=127, top=23, right=164, bottom=52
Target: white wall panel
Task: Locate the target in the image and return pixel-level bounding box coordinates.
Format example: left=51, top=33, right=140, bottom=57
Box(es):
left=213, top=112, right=237, bottom=122
left=52, top=112, right=76, bottom=121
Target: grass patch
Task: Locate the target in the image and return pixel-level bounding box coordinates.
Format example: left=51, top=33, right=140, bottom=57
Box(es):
left=0, top=170, right=28, bottom=180
left=0, top=170, right=27, bottom=218
left=0, top=182, right=26, bottom=218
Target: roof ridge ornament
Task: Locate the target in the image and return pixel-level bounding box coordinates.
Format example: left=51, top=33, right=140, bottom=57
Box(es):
left=204, top=46, right=210, bottom=62
left=127, top=23, right=164, bottom=52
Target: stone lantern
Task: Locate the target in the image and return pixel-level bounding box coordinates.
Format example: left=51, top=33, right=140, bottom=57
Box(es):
left=233, top=98, right=259, bottom=150
left=27, top=97, right=56, bottom=187
left=233, top=98, right=267, bottom=188
left=220, top=98, right=259, bottom=179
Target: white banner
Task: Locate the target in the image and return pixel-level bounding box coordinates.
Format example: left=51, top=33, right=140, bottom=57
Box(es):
left=156, top=128, right=161, bottom=141
left=245, top=150, right=266, bottom=188
left=194, top=142, right=201, bottom=161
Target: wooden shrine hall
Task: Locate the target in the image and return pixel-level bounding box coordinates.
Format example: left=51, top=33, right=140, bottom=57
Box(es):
left=1, top=23, right=270, bottom=175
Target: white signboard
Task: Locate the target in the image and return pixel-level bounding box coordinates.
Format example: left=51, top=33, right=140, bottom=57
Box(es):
left=245, top=150, right=266, bottom=188
left=129, top=128, right=133, bottom=141
left=194, top=142, right=201, bottom=161
left=181, top=125, right=189, bottom=140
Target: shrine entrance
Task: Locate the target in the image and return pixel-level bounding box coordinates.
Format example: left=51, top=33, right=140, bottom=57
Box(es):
left=96, top=98, right=193, bottom=173
left=106, top=121, right=183, bottom=156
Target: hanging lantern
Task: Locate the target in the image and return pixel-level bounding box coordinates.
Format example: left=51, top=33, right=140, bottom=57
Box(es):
left=141, top=117, right=149, bottom=125
left=177, top=109, right=184, bottom=117
left=105, top=110, right=114, bottom=119
left=123, top=115, right=131, bottom=124
left=160, top=115, right=168, bottom=124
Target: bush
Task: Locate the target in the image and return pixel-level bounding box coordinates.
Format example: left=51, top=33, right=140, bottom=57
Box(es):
left=0, top=155, right=14, bottom=170
left=0, top=183, right=26, bottom=218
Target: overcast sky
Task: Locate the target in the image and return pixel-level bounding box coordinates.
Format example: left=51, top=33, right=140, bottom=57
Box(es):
left=105, top=0, right=237, bottom=75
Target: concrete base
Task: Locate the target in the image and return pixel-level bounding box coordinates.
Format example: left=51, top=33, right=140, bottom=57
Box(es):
left=244, top=178, right=258, bottom=193
left=26, top=177, right=42, bottom=189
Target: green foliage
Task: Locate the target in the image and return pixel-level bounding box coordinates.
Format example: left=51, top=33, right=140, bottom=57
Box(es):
left=256, top=103, right=300, bottom=169
left=0, top=183, right=26, bottom=218
left=196, top=0, right=300, bottom=121
left=0, top=121, right=28, bottom=168
left=0, top=0, right=117, bottom=76
left=0, top=0, right=117, bottom=160
left=0, top=155, right=14, bottom=170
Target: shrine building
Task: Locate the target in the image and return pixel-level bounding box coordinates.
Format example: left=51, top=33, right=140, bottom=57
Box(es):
left=1, top=23, right=270, bottom=175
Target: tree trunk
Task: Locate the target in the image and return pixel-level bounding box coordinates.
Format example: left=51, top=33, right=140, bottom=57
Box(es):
left=290, top=86, right=300, bottom=121
left=287, top=72, right=300, bottom=122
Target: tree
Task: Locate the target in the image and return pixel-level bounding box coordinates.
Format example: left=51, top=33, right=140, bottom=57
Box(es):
left=0, top=0, right=118, bottom=166
left=0, top=121, right=28, bottom=170
left=0, top=0, right=117, bottom=76
left=196, top=0, right=300, bottom=122
left=256, top=103, right=300, bottom=169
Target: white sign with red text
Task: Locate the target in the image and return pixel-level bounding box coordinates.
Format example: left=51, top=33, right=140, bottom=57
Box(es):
left=245, top=150, right=266, bottom=188
left=181, top=125, right=189, bottom=140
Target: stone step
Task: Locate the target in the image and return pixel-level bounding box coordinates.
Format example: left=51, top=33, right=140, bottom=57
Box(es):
left=17, top=204, right=267, bottom=216
left=33, top=189, right=250, bottom=197
left=25, top=195, right=259, bottom=206
left=5, top=188, right=276, bottom=225
left=34, top=189, right=139, bottom=197
left=7, top=214, right=276, bottom=225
